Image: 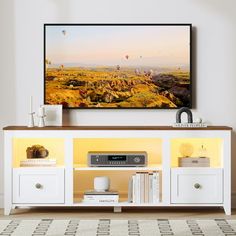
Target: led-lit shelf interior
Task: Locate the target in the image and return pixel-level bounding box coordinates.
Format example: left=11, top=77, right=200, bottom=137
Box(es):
left=73, top=138, right=162, bottom=169
left=12, top=138, right=65, bottom=168
left=170, top=138, right=223, bottom=168
left=73, top=169, right=162, bottom=208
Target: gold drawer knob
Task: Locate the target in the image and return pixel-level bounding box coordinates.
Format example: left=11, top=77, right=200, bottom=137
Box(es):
left=194, top=183, right=201, bottom=189
left=35, top=183, right=43, bottom=189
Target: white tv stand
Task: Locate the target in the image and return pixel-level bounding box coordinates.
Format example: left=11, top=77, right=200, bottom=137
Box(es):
left=3, top=126, right=231, bottom=215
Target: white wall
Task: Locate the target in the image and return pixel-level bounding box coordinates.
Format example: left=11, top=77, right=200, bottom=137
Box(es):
left=1, top=0, right=236, bottom=207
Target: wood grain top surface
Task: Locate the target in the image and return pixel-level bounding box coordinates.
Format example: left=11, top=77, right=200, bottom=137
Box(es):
left=3, top=126, right=232, bottom=131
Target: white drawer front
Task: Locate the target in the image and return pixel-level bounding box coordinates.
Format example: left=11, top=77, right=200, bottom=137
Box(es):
left=13, top=168, right=65, bottom=204
left=171, top=168, right=223, bottom=204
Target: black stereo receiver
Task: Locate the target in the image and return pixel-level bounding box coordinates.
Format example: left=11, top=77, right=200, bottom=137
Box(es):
left=88, top=151, right=147, bottom=167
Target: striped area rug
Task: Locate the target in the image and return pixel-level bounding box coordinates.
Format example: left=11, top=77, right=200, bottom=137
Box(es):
left=0, top=219, right=235, bottom=235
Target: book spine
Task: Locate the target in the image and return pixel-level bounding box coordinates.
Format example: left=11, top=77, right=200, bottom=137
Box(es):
left=135, top=173, right=141, bottom=204
left=132, top=175, right=136, bottom=203
left=144, top=173, right=149, bottom=203
left=149, top=173, right=153, bottom=203
left=153, top=171, right=159, bottom=203
left=156, top=172, right=160, bottom=202
left=140, top=173, right=145, bottom=203
left=128, top=177, right=133, bottom=203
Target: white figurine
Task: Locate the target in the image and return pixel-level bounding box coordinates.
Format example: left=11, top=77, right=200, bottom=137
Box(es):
left=195, top=117, right=203, bottom=123
left=38, top=106, right=46, bottom=127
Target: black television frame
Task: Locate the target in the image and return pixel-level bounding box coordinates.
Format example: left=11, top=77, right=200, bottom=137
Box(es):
left=44, top=23, right=192, bottom=109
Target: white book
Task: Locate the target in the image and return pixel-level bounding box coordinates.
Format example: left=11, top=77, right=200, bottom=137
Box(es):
left=84, top=190, right=118, bottom=195
left=135, top=173, right=141, bottom=204
left=156, top=172, right=160, bottom=202
left=144, top=173, right=149, bottom=203
left=140, top=173, right=145, bottom=203
left=132, top=175, right=136, bottom=203
left=20, top=163, right=56, bottom=167
left=20, top=159, right=56, bottom=167
left=21, top=159, right=56, bottom=163
left=149, top=173, right=153, bottom=203
left=84, top=195, right=119, bottom=200
left=153, top=171, right=160, bottom=203
left=82, top=199, right=119, bottom=203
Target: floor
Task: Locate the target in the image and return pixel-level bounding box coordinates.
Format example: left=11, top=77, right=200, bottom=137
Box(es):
left=0, top=207, right=235, bottom=220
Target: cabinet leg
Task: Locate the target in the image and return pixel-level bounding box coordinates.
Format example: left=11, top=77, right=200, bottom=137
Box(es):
left=4, top=206, right=11, bottom=216
left=114, top=206, right=122, bottom=213
left=224, top=205, right=231, bottom=215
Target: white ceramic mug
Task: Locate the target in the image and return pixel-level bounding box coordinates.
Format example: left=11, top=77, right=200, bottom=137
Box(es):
left=94, top=176, right=110, bottom=192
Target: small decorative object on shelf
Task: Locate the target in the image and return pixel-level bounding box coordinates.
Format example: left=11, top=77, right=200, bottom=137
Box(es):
left=83, top=176, right=118, bottom=203
left=21, top=145, right=55, bottom=167
left=178, top=157, right=210, bottom=167
left=44, top=105, right=62, bottom=126
left=28, top=96, right=35, bottom=127
left=173, top=107, right=207, bottom=128
left=26, top=145, right=49, bottom=159
left=198, top=144, right=207, bottom=158
left=195, top=117, right=203, bottom=123
left=179, top=143, right=194, bottom=158
left=178, top=144, right=210, bottom=167
left=38, top=105, right=46, bottom=127
left=94, top=176, right=110, bottom=192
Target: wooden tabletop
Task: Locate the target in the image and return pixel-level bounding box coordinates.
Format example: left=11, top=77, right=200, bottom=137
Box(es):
left=3, top=126, right=232, bottom=131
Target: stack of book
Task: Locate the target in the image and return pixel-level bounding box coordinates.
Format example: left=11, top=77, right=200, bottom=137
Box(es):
left=20, top=158, right=56, bottom=167
left=82, top=190, right=119, bottom=204
left=128, top=171, right=160, bottom=204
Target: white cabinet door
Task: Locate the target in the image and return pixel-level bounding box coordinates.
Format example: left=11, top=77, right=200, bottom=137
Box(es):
left=171, top=168, right=223, bottom=204
left=13, top=168, right=65, bottom=204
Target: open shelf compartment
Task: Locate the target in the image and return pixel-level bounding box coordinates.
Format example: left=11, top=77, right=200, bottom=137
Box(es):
left=73, top=170, right=162, bottom=206
left=12, top=138, right=65, bottom=168
left=170, top=138, right=223, bottom=168
left=73, top=138, right=162, bottom=168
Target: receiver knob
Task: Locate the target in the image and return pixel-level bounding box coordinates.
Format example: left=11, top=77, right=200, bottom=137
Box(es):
left=134, top=157, right=141, bottom=163
left=194, top=183, right=201, bottom=189
left=35, top=183, right=42, bottom=189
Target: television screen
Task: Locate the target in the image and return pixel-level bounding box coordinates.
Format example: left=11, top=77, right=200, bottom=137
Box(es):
left=44, top=24, right=191, bottom=109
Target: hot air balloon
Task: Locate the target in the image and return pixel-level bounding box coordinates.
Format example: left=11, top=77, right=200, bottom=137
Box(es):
left=135, top=69, right=140, bottom=75
left=62, top=30, right=66, bottom=36
left=125, top=55, right=129, bottom=60
left=59, top=64, right=64, bottom=71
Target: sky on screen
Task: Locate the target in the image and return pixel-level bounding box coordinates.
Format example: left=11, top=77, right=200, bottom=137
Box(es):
left=46, top=25, right=190, bottom=68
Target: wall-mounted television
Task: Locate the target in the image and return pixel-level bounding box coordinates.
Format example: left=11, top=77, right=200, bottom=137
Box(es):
left=44, top=24, right=192, bottom=109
